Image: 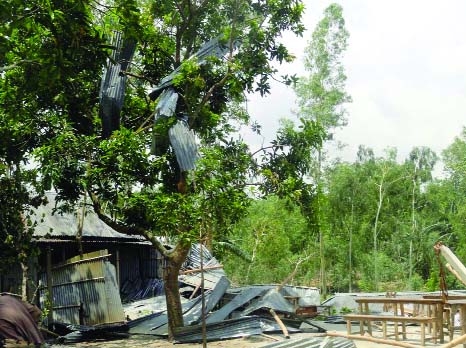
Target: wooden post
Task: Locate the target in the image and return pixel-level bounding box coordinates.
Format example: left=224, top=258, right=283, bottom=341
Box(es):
left=420, top=322, right=425, bottom=346
left=400, top=303, right=407, bottom=339
left=269, top=309, right=290, bottom=339
left=46, top=246, right=53, bottom=325
left=115, top=248, right=120, bottom=288
left=461, top=305, right=466, bottom=348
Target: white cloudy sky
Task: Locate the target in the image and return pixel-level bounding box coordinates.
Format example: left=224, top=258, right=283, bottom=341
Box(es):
left=245, top=0, right=466, bottom=170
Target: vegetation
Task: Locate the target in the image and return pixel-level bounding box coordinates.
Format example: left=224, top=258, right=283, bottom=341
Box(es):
left=292, top=3, right=351, bottom=297
left=224, top=139, right=466, bottom=294
left=2, top=1, right=466, bottom=341
left=0, top=0, right=319, bottom=339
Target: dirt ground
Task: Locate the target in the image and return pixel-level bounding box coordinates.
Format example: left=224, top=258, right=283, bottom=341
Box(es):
left=49, top=321, right=449, bottom=348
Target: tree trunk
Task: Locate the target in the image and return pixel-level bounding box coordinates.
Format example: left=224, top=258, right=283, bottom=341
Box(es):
left=21, top=261, right=28, bottom=301
left=348, top=200, right=354, bottom=293
left=76, top=195, right=86, bottom=258
left=373, top=175, right=385, bottom=292
left=163, top=242, right=191, bottom=341
left=409, top=174, right=416, bottom=286
left=317, top=148, right=327, bottom=298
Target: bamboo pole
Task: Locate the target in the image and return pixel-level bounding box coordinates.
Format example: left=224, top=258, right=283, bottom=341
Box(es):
left=269, top=309, right=290, bottom=339
left=440, top=333, right=466, bottom=348
left=437, top=244, right=466, bottom=286
left=326, top=331, right=421, bottom=348
left=179, top=265, right=224, bottom=275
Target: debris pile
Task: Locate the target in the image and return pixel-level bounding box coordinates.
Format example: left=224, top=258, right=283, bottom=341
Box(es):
left=126, top=244, right=328, bottom=344
left=36, top=245, right=355, bottom=347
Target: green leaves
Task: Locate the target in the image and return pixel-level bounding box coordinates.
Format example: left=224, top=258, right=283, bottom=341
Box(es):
left=296, top=3, right=350, bottom=130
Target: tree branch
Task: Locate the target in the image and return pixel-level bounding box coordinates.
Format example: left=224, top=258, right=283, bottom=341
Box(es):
left=120, top=70, right=157, bottom=84
left=88, top=191, right=170, bottom=256
left=251, top=144, right=290, bottom=157
left=0, top=60, right=39, bottom=72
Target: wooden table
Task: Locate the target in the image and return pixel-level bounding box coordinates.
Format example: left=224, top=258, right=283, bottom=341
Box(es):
left=353, top=297, right=444, bottom=344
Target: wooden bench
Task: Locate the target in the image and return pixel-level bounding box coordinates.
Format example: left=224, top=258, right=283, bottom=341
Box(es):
left=344, top=313, right=435, bottom=346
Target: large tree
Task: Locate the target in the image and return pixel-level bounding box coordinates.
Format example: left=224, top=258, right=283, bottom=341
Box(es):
left=292, top=3, right=351, bottom=296
left=1, top=0, right=324, bottom=339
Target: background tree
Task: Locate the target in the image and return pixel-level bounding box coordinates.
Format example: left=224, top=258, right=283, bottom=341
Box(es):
left=222, top=196, right=309, bottom=285
left=326, top=162, right=365, bottom=292
left=292, top=3, right=351, bottom=297
left=439, top=128, right=466, bottom=262
left=404, top=147, right=438, bottom=286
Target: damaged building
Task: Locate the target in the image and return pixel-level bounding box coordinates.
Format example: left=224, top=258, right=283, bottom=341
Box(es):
left=0, top=193, right=356, bottom=346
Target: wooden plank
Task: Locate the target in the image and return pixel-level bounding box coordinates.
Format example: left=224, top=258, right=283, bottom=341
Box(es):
left=355, top=297, right=444, bottom=304
left=327, top=331, right=422, bottom=348
left=344, top=314, right=433, bottom=322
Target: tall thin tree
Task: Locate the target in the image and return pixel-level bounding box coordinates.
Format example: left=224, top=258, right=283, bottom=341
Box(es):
left=293, top=3, right=351, bottom=297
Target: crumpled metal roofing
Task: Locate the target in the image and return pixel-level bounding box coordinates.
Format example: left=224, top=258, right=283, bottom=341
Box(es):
left=127, top=296, right=199, bottom=335
left=150, top=89, right=199, bottom=170
left=149, top=35, right=240, bottom=169
left=179, top=244, right=227, bottom=290
left=174, top=316, right=263, bottom=343
left=99, top=31, right=136, bottom=138
left=153, top=87, right=178, bottom=119
left=149, top=36, right=238, bottom=99
left=206, top=286, right=267, bottom=323
left=240, top=288, right=295, bottom=316
left=168, top=120, right=199, bottom=171
left=128, top=275, right=228, bottom=335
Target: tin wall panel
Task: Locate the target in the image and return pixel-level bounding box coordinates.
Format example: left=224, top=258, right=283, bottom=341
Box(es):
left=39, top=250, right=125, bottom=325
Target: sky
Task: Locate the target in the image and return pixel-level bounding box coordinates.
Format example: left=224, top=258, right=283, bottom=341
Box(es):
left=245, top=0, right=466, bottom=173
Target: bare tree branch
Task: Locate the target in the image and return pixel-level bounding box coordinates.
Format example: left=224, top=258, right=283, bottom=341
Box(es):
left=0, top=60, right=38, bottom=72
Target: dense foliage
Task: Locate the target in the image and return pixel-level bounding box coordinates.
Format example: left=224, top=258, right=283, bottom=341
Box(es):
left=3, top=0, right=466, bottom=329
left=225, top=138, right=466, bottom=294
left=1, top=0, right=321, bottom=337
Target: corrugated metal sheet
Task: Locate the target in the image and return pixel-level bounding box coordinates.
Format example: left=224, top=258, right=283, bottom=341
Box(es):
left=173, top=316, right=263, bottom=343
left=128, top=296, right=201, bottom=335
left=39, top=250, right=125, bottom=326
left=33, top=192, right=143, bottom=240
left=206, top=286, right=267, bottom=323
left=240, top=288, right=294, bottom=316
left=154, top=87, right=178, bottom=119
left=226, top=285, right=320, bottom=308
left=168, top=120, right=199, bottom=171
left=261, top=336, right=356, bottom=348
left=179, top=243, right=225, bottom=290
left=281, top=286, right=321, bottom=307
left=99, top=31, right=136, bottom=137
left=149, top=35, right=239, bottom=98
